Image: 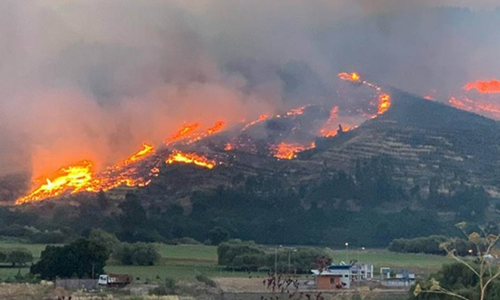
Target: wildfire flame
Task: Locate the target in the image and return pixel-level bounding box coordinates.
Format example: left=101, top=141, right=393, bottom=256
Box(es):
left=16, top=143, right=158, bottom=205
left=378, top=94, right=391, bottom=115
left=338, top=72, right=361, bottom=82
left=15, top=161, right=95, bottom=204
left=187, top=121, right=226, bottom=144
left=338, top=71, right=392, bottom=117
left=166, top=150, right=216, bottom=169
left=165, top=123, right=200, bottom=145
left=320, top=106, right=339, bottom=137
left=17, top=71, right=394, bottom=205
left=464, top=79, right=500, bottom=94
left=448, top=96, right=500, bottom=118
left=242, top=114, right=268, bottom=131
left=271, top=142, right=315, bottom=160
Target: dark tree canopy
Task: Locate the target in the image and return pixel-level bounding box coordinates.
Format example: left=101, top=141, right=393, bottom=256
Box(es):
left=31, top=238, right=109, bottom=280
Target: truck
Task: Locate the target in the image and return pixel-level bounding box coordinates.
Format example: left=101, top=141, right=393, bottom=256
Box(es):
left=98, top=273, right=132, bottom=287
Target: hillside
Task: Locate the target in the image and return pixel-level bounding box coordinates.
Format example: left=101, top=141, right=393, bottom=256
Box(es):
left=301, top=90, right=500, bottom=193
left=3, top=91, right=499, bottom=247
left=135, top=90, right=500, bottom=207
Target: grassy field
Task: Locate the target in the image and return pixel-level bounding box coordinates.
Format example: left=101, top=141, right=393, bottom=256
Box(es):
left=0, top=240, right=56, bottom=280
left=108, top=245, right=451, bottom=283
left=0, top=241, right=452, bottom=283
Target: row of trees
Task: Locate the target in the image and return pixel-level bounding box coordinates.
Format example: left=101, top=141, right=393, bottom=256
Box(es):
left=217, top=240, right=331, bottom=273
left=389, top=235, right=482, bottom=256
left=31, top=239, right=108, bottom=280
left=30, top=229, right=162, bottom=280
left=0, top=248, right=33, bottom=268
left=1, top=156, right=493, bottom=248
left=411, top=222, right=500, bottom=300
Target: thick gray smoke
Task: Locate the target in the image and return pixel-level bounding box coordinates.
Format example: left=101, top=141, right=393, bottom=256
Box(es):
left=1, top=0, right=499, bottom=177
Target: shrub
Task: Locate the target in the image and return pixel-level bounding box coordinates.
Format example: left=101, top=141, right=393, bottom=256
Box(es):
left=113, top=243, right=161, bottom=266
left=7, top=248, right=33, bottom=267
left=150, top=277, right=177, bottom=295
left=178, top=237, right=201, bottom=245
left=195, top=273, right=217, bottom=287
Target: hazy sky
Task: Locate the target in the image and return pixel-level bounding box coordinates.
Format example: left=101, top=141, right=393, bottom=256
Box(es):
left=1, top=0, right=499, bottom=177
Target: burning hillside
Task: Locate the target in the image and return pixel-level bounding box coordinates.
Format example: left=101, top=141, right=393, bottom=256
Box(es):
left=14, top=71, right=396, bottom=205
left=444, top=78, right=500, bottom=120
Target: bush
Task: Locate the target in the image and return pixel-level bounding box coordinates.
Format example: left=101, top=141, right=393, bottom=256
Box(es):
left=7, top=248, right=33, bottom=267
left=195, top=273, right=217, bottom=287
left=88, top=229, right=120, bottom=254
left=389, top=236, right=480, bottom=256
left=177, top=237, right=201, bottom=245
left=113, top=243, right=161, bottom=266
left=217, top=241, right=264, bottom=267
left=150, top=277, right=177, bottom=295
left=28, top=231, right=68, bottom=244
left=30, top=238, right=108, bottom=280
left=389, top=235, right=448, bottom=255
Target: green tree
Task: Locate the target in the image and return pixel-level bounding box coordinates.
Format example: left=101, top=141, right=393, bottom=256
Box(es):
left=88, top=228, right=120, bottom=255
left=208, top=227, right=229, bottom=245
left=413, top=222, right=500, bottom=300
left=30, top=238, right=109, bottom=280
left=7, top=248, right=33, bottom=271
left=118, top=193, right=147, bottom=241
left=113, top=243, right=161, bottom=266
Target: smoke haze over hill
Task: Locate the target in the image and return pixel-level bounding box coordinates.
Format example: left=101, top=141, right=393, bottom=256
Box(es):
left=1, top=0, right=500, bottom=178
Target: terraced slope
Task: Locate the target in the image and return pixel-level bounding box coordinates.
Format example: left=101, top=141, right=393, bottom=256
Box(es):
left=303, top=90, right=500, bottom=192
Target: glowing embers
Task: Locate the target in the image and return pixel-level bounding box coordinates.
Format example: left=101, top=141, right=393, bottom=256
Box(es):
left=16, top=160, right=95, bottom=204
left=338, top=71, right=392, bottom=117
left=166, top=150, right=216, bottom=169
left=242, top=114, right=268, bottom=131
left=271, top=142, right=315, bottom=160
left=338, top=72, right=361, bottom=82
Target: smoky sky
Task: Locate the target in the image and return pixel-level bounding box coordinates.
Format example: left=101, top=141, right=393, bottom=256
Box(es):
left=1, top=0, right=499, bottom=177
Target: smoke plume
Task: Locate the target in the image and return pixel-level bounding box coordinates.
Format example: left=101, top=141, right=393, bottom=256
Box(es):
left=1, top=0, right=499, bottom=178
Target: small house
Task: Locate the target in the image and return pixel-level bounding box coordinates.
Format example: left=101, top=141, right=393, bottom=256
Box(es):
left=311, top=265, right=352, bottom=289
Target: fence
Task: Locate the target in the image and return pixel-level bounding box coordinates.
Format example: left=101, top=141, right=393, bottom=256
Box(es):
left=55, top=279, right=98, bottom=290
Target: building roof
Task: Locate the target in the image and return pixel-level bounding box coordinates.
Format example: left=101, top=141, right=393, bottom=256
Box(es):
left=312, top=264, right=352, bottom=276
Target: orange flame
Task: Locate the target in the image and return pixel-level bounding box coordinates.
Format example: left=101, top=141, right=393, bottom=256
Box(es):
left=242, top=114, right=268, bottom=131
left=320, top=106, right=339, bottom=137
left=271, top=142, right=315, bottom=160
left=285, top=106, right=308, bottom=117
left=165, top=123, right=200, bottom=145
left=166, top=150, right=216, bottom=169
left=16, top=161, right=95, bottom=204
left=338, top=72, right=361, bottom=82
left=122, top=143, right=155, bottom=164
left=188, top=121, right=226, bottom=144
left=16, top=143, right=158, bottom=205
left=378, top=94, right=391, bottom=115
left=339, top=71, right=391, bottom=116
left=464, top=79, right=500, bottom=94
left=448, top=96, right=500, bottom=118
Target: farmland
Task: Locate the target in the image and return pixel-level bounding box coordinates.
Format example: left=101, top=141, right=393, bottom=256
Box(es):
left=0, top=241, right=451, bottom=283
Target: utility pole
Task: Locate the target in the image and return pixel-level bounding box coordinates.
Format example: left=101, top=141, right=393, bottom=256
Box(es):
left=274, top=247, right=278, bottom=277
left=345, top=242, right=349, bottom=263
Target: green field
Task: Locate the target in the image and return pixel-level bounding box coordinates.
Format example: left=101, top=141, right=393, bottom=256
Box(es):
left=0, top=240, right=57, bottom=280
left=107, top=245, right=451, bottom=283
left=0, top=241, right=452, bottom=283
